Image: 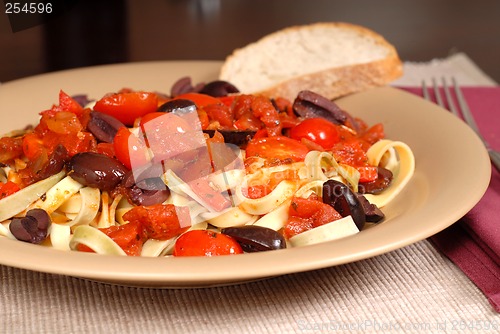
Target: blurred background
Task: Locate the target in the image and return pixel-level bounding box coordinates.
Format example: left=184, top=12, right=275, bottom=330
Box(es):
left=1, top=0, right=499, bottom=83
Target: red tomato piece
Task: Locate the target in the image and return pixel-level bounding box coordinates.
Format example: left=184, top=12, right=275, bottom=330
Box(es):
left=22, top=133, right=46, bottom=161
left=251, top=95, right=282, bottom=136
left=43, top=111, right=83, bottom=135
left=187, top=176, right=232, bottom=211
left=93, top=91, right=158, bottom=126
left=43, top=90, right=84, bottom=118
left=41, top=131, right=96, bottom=157
left=356, top=166, right=379, bottom=183
left=331, top=139, right=369, bottom=166
left=283, top=196, right=342, bottom=239
left=139, top=112, right=201, bottom=163
left=289, top=118, right=341, bottom=150
left=173, top=230, right=243, bottom=257
left=234, top=111, right=262, bottom=131
left=113, top=127, right=148, bottom=170
left=101, top=221, right=146, bottom=256
left=138, top=111, right=165, bottom=127
left=245, top=136, right=309, bottom=162
left=0, top=137, right=23, bottom=163
left=96, top=142, right=115, bottom=158
left=122, top=204, right=191, bottom=240
left=203, top=104, right=234, bottom=128
left=359, top=123, right=385, bottom=149
left=173, top=93, right=221, bottom=108
left=0, top=181, right=20, bottom=200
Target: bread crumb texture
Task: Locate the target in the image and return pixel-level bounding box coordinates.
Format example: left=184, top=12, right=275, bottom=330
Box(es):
left=219, top=22, right=402, bottom=100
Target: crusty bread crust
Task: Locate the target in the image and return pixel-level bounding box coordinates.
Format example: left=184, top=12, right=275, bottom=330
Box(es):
left=256, top=55, right=403, bottom=101
left=219, top=22, right=403, bottom=100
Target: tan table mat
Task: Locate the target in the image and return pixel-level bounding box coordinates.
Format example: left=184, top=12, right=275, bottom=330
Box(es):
left=1, top=240, right=498, bottom=333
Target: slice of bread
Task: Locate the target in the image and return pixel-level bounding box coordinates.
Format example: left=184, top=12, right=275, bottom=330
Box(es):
left=219, top=22, right=403, bottom=101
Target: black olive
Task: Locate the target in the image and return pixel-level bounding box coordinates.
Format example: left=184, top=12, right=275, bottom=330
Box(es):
left=37, top=144, right=68, bottom=180
left=87, top=111, right=125, bottom=143
left=68, top=152, right=128, bottom=191
left=157, top=99, right=196, bottom=114
left=170, top=76, right=205, bottom=97
left=9, top=208, right=51, bottom=244
left=221, top=226, right=286, bottom=252
left=359, top=167, right=393, bottom=195
left=292, top=90, right=362, bottom=132
left=356, top=194, right=385, bottom=223
left=322, top=180, right=366, bottom=230
left=202, top=129, right=256, bottom=148
left=121, top=166, right=170, bottom=206
left=199, top=80, right=239, bottom=97
left=71, top=94, right=92, bottom=107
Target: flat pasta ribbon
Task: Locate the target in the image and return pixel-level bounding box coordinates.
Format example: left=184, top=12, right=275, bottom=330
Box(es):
left=364, top=139, right=415, bottom=207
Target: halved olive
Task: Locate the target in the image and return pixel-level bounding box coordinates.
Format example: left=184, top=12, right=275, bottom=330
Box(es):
left=221, top=225, right=286, bottom=252
left=322, top=179, right=366, bottom=230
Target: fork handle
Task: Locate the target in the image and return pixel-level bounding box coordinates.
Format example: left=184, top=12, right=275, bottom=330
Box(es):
left=488, top=149, right=500, bottom=173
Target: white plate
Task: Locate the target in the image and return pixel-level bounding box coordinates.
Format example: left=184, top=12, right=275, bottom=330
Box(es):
left=0, top=61, right=491, bottom=287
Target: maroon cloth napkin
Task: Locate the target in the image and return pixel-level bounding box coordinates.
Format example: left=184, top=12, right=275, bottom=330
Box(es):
left=400, top=86, right=500, bottom=312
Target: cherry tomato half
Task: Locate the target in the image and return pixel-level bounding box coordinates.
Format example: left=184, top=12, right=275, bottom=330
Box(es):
left=289, top=118, right=341, bottom=150
left=173, top=230, right=243, bottom=257
left=113, top=127, right=148, bottom=169
left=173, top=93, right=221, bottom=108
left=245, top=136, right=309, bottom=162
left=94, top=91, right=158, bottom=126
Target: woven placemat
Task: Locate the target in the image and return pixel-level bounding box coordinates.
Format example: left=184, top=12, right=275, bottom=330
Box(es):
left=1, top=240, right=497, bottom=333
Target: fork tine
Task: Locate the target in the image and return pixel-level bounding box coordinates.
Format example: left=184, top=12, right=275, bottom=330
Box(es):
left=441, top=77, right=460, bottom=117
left=452, top=77, right=486, bottom=143
left=422, top=80, right=431, bottom=100
left=432, top=77, right=445, bottom=108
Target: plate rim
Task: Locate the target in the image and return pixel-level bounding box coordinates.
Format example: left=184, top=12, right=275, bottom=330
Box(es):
left=0, top=61, right=491, bottom=287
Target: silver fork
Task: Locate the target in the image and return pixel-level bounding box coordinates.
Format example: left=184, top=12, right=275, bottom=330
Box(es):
left=422, top=77, right=500, bottom=172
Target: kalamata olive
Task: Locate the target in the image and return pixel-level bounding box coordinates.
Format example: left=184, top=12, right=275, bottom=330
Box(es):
left=87, top=111, right=125, bottom=143
left=37, top=144, right=68, bottom=180
left=157, top=99, right=196, bottom=114
left=322, top=179, right=366, bottom=230
left=71, top=94, right=92, bottom=107
left=293, top=90, right=362, bottom=132
left=293, top=90, right=347, bottom=124
left=202, top=129, right=256, bottom=148
left=199, top=80, right=239, bottom=97
left=359, top=167, right=393, bottom=195
left=9, top=208, right=51, bottom=244
left=170, top=76, right=205, bottom=97
left=221, top=226, right=286, bottom=252
left=68, top=152, right=128, bottom=191
left=121, top=166, right=170, bottom=206
left=356, top=194, right=385, bottom=223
